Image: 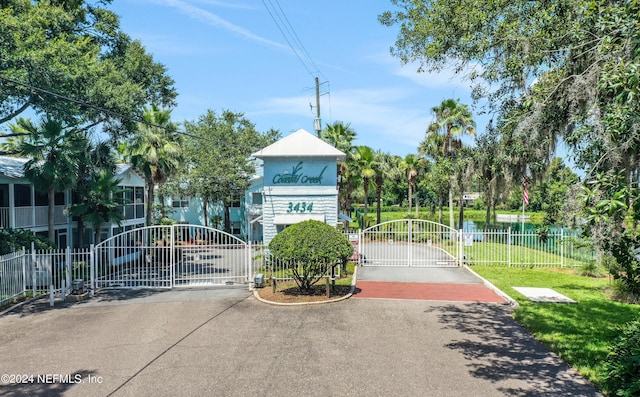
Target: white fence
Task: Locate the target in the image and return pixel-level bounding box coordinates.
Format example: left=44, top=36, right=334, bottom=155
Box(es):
left=460, top=228, right=592, bottom=267
left=0, top=226, right=594, bottom=308
left=251, top=244, right=343, bottom=283
left=0, top=246, right=92, bottom=307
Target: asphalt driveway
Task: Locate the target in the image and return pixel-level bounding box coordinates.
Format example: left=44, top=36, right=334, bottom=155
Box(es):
left=0, top=288, right=600, bottom=396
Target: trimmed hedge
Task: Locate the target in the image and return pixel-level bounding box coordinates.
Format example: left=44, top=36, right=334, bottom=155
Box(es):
left=268, top=220, right=353, bottom=292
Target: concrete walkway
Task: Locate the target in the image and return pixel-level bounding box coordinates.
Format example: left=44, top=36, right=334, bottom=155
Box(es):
left=0, top=287, right=601, bottom=396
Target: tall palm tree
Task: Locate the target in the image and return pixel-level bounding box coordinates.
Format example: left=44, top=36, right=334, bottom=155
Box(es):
left=81, top=170, right=124, bottom=244
left=400, top=154, right=426, bottom=214
left=123, top=105, right=182, bottom=226
left=373, top=152, right=400, bottom=224
left=423, top=99, right=476, bottom=230
left=7, top=117, right=84, bottom=243
left=68, top=139, right=118, bottom=247
left=427, top=98, right=476, bottom=157
left=352, top=146, right=377, bottom=213
left=473, top=133, right=506, bottom=229
left=321, top=121, right=356, bottom=215
left=321, top=121, right=356, bottom=154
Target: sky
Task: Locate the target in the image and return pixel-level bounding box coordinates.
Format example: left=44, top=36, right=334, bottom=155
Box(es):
left=109, top=0, right=488, bottom=157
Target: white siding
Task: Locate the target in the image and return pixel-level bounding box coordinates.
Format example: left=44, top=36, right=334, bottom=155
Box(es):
left=262, top=187, right=338, bottom=244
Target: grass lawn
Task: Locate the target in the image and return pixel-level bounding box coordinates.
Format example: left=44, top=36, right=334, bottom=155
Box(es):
left=471, top=265, right=640, bottom=390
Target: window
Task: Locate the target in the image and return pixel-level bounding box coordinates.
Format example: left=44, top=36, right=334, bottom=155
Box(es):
left=231, top=222, right=241, bottom=235
left=172, top=196, right=189, bottom=208
left=135, top=187, right=144, bottom=218
left=123, top=187, right=134, bottom=204
left=35, top=191, right=64, bottom=206
left=34, top=191, right=47, bottom=206
left=251, top=192, right=262, bottom=205
left=0, top=184, right=8, bottom=207
left=14, top=184, right=31, bottom=207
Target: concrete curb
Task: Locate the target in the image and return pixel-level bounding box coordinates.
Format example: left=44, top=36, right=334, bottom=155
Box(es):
left=463, top=264, right=519, bottom=308
left=251, top=265, right=359, bottom=306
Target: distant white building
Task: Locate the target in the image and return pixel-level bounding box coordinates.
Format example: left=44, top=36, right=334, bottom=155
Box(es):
left=0, top=156, right=146, bottom=247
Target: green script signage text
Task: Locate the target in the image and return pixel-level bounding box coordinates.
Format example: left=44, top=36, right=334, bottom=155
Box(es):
left=273, top=162, right=327, bottom=185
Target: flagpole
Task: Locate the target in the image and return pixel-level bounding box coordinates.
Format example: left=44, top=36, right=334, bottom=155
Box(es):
left=521, top=196, right=525, bottom=233
left=521, top=177, right=528, bottom=233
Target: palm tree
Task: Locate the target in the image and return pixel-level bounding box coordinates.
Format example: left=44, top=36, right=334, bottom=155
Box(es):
left=68, top=139, right=118, bottom=247
left=123, top=105, right=182, bottom=226
left=321, top=121, right=356, bottom=154
left=352, top=146, right=376, bottom=227
left=473, top=133, right=506, bottom=229
left=373, top=152, right=400, bottom=224
left=400, top=154, right=426, bottom=214
left=423, top=99, right=476, bottom=230
left=321, top=121, right=356, bottom=215
left=7, top=117, right=84, bottom=243
left=352, top=146, right=377, bottom=213
left=81, top=170, right=124, bottom=244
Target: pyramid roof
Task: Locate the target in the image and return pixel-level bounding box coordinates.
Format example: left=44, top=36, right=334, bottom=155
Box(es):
left=252, top=129, right=345, bottom=160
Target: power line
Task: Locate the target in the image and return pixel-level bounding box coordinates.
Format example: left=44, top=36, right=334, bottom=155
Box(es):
left=261, top=0, right=323, bottom=79
left=0, top=75, right=247, bottom=147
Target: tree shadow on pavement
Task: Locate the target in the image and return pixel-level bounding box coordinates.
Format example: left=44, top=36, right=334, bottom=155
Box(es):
left=3, top=289, right=168, bottom=318
left=424, top=303, right=602, bottom=397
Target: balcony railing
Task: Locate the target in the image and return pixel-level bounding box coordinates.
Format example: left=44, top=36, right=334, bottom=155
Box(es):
left=8, top=206, right=67, bottom=228
left=0, top=207, right=8, bottom=228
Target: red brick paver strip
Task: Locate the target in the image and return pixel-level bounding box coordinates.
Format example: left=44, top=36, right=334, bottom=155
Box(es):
left=354, top=281, right=507, bottom=303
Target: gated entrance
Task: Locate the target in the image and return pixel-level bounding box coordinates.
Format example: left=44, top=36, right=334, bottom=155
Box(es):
left=359, top=219, right=461, bottom=267
left=93, top=225, right=250, bottom=289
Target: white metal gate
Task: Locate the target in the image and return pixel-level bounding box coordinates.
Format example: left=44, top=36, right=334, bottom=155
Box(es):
left=93, top=225, right=250, bottom=289
left=360, top=219, right=460, bottom=267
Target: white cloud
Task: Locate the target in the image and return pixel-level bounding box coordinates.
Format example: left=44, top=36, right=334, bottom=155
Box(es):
left=130, top=33, right=202, bottom=56
left=154, top=0, right=288, bottom=50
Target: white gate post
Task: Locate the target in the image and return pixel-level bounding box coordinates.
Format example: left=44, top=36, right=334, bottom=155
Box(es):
left=65, top=246, right=72, bottom=290
left=170, top=225, right=175, bottom=288
left=31, top=241, right=37, bottom=297
left=458, top=229, right=463, bottom=267
left=90, top=244, right=95, bottom=296
left=358, top=228, right=363, bottom=266
left=408, top=219, right=412, bottom=267
left=508, top=227, right=512, bottom=267
left=21, top=247, right=26, bottom=295
left=247, top=241, right=252, bottom=282
left=560, top=228, right=564, bottom=268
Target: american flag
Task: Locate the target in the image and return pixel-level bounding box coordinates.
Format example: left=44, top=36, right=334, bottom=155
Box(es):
left=522, top=178, right=529, bottom=205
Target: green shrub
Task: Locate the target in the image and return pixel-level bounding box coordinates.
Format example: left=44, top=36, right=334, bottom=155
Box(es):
left=0, top=228, right=55, bottom=255
left=268, top=220, right=353, bottom=293
left=602, top=320, right=640, bottom=397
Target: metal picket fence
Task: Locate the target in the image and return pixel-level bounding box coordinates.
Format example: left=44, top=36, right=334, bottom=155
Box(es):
left=0, top=246, right=92, bottom=307
left=251, top=244, right=342, bottom=283
left=460, top=228, right=593, bottom=267
left=0, top=225, right=595, bottom=308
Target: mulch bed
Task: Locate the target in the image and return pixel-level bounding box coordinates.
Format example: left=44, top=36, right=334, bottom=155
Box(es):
left=255, top=281, right=352, bottom=304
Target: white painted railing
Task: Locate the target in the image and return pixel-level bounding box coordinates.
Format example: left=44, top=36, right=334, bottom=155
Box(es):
left=460, top=228, right=592, bottom=267
left=0, top=226, right=594, bottom=309
left=0, top=207, right=9, bottom=228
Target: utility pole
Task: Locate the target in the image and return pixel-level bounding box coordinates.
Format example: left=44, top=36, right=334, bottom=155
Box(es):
left=314, top=76, right=321, bottom=137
